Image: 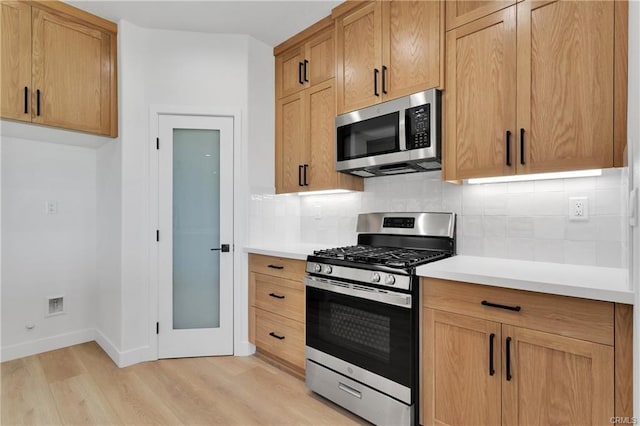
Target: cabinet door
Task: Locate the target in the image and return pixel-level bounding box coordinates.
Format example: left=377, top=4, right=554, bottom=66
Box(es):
left=306, top=80, right=336, bottom=191
left=502, top=325, right=614, bottom=426
left=423, top=309, right=502, bottom=426
left=275, top=45, right=305, bottom=99
left=32, top=8, right=114, bottom=135
left=275, top=92, right=307, bottom=194
left=306, top=27, right=334, bottom=87
left=1, top=2, right=31, bottom=122
left=336, top=1, right=382, bottom=114
left=381, top=0, right=441, bottom=100
left=444, top=7, right=516, bottom=180
left=516, top=0, right=614, bottom=174
left=445, top=0, right=516, bottom=31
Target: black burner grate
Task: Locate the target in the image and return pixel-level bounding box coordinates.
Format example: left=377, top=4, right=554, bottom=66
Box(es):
left=313, top=245, right=447, bottom=268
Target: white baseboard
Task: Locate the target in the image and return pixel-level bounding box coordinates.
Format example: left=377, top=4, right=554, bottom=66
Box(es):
left=234, top=340, right=256, bottom=357
left=0, top=328, right=95, bottom=362
left=119, top=345, right=155, bottom=367
left=94, top=329, right=122, bottom=366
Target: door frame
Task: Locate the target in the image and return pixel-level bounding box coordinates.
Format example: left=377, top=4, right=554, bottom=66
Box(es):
left=148, top=105, right=248, bottom=360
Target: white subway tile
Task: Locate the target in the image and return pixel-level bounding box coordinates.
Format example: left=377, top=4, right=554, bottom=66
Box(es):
left=596, top=169, right=624, bottom=189
left=564, top=176, right=596, bottom=192
left=484, top=237, right=508, bottom=258
left=595, top=241, right=624, bottom=268
left=534, top=179, right=564, bottom=192
left=506, top=193, right=534, bottom=216
left=594, top=189, right=622, bottom=216
left=593, top=216, right=624, bottom=242
left=564, top=241, right=597, bottom=265
left=533, top=217, right=565, bottom=240
left=462, top=184, right=485, bottom=215
left=460, top=236, right=484, bottom=256
left=484, top=182, right=508, bottom=195
left=462, top=215, right=484, bottom=237
left=483, top=193, right=508, bottom=215
left=565, top=220, right=596, bottom=241
left=533, top=240, right=565, bottom=263
left=506, top=238, right=535, bottom=260
left=532, top=191, right=565, bottom=216
left=483, top=216, right=507, bottom=237
left=508, top=181, right=535, bottom=193
left=507, top=217, right=534, bottom=238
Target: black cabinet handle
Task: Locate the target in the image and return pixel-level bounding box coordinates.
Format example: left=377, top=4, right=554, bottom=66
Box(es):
left=520, top=128, right=525, bottom=165
left=481, top=300, right=521, bottom=312
left=269, top=332, right=285, bottom=340
left=506, top=337, right=512, bottom=381
left=267, top=264, right=284, bottom=270
left=24, top=87, right=28, bottom=114
left=298, top=62, right=304, bottom=85
left=298, top=165, right=303, bottom=186
left=303, top=59, right=309, bottom=82
left=303, top=164, right=309, bottom=186
left=373, top=68, right=380, bottom=96
left=506, top=130, right=512, bottom=166
left=382, top=65, right=388, bottom=94
left=36, top=89, right=41, bottom=116
left=489, top=333, right=495, bottom=376
left=269, top=293, right=285, bottom=299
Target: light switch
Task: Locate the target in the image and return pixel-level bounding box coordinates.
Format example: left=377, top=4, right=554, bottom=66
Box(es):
left=46, top=201, right=58, bottom=215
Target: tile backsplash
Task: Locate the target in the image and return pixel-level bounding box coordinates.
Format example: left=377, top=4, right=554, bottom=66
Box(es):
left=249, top=168, right=629, bottom=268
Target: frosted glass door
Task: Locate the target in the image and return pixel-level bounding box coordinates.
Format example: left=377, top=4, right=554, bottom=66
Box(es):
left=172, top=129, right=220, bottom=329
left=158, top=114, right=234, bottom=359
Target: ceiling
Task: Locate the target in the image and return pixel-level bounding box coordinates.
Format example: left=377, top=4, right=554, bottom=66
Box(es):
left=67, top=1, right=342, bottom=47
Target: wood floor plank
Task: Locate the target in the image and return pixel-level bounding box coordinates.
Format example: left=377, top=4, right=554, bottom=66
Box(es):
left=48, top=374, right=122, bottom=425
left=38, top=346, right=87, bottom=384
left=2, top=342, right=368, bottom=426
left=1, top=356, right=62, bottom=425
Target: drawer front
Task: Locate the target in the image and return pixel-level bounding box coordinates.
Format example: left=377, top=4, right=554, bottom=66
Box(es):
left=423, top=278, right=614, bottom=345
left=249, top=254, right=306, bottom=281
left=255, top=308, right=305, bottom=370
left=254, top=273, right=304, bottom=322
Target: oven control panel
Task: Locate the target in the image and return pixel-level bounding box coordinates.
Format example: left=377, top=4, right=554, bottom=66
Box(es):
left=383, top=217, right=415, bottom=229
left=306, top=262, right=411, bottom=291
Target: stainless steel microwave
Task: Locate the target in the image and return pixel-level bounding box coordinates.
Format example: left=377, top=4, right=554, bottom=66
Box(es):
left=335, top=89, right=441, bottom=177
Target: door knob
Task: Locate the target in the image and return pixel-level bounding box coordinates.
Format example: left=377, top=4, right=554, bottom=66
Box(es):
left=211, top=244, right=230, bottom=252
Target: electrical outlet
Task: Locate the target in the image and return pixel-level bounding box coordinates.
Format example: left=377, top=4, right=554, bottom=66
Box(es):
left=46, top=200, right=58, bottom=215
left=569, top=197, right=588, bottom=221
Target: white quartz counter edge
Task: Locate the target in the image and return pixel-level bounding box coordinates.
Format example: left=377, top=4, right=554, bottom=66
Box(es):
left=243, top=244, right=334, bottom=261
left=416, top=255, right=634, bottom=304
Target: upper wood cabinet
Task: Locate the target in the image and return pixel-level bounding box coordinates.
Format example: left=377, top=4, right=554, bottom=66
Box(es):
left=275, top=79, right=363, bottom=194
left=275, top=17, right=334, bottom=99
left=333, top=0, right=442, bottom=114
left=444, top=0, right=627, bottom=180
left=0, top=1, right=117, bottom=137
left=445, top=0, right=516, bottom=31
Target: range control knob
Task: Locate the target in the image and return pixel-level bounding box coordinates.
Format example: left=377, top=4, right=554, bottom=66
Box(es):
left=371, top=272, right=381, bottom=283
left=314, top=263, right=322, bottom=273
left=324, top=265, right=333, bottom=274
left=385, top=275, right=396, bottom=285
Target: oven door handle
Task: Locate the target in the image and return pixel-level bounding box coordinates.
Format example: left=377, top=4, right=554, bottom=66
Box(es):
left=304, top=276, right=412, bottom=309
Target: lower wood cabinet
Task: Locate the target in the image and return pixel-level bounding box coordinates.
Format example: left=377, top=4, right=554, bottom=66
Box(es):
left=248, top=254, right=306, bottom=374
left=421, top=278, right=632, bottom=426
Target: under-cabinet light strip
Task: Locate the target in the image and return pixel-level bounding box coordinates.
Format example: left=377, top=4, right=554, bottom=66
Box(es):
left=298, top=189, right=353, bottom=196
left=467, top=169, right=602, bottom=185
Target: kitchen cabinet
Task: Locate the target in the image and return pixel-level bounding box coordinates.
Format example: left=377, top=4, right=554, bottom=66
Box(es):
left=0, top=1, right=117, bottom=137
left=275, top=78, right=363, bottom=194
left=275, top=18, right=334, bottom=99
left=443, top=0, right=627, bottom=180
left=333, top=0, right=442, bottom=114
left=445, top=0, right=516, bottom=31
left=421, top=278, right=632, bottom=426
left=248, top=254, right=306, bottom=375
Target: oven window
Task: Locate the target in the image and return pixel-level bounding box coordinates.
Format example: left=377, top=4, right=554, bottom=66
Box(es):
left=306, top=285, right=414, bottom=388
left=337, top=112, right=399, bottom=161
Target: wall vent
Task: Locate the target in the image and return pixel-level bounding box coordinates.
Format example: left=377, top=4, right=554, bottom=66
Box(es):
left=46, top=296, right=65, bottom=316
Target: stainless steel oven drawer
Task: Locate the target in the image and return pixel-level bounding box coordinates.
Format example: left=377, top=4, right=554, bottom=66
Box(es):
left=306, top=360, right=413, bottom=426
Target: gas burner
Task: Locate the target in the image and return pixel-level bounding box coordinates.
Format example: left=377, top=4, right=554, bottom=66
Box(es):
left=314, top=245, right=449, bottom=268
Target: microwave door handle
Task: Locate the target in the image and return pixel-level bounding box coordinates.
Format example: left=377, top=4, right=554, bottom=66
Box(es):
left=399, top=108, right=407, bottom=151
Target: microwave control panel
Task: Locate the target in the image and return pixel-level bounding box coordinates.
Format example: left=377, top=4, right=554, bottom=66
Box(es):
left=405, top=104, right=430, bottom=150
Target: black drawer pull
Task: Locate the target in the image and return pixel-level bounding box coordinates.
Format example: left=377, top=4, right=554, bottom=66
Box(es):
left=267, top=264, right=284, bottom=270
left=505, top=130, right=512, bottom=166
left=481, top=300, right=521, bottom=312
left=24, top=87, right=28, bottom=114
left=298, top=165, right=303, bottom=186
left=269, top=332, right=285, bottom=340
left=268, top=293, right=285, bottom=299
left=506, top=336, right=512, bottom=381
left=36, top=89, right=41, bottom=116
left=520, top=128, right=525, bottom=165
left=489, top=333, right=495, bottom=376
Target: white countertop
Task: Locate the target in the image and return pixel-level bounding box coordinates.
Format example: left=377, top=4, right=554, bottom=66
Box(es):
left=243, top=243, right=334, bottom=261
left=417, top=255, right=634, bottom=304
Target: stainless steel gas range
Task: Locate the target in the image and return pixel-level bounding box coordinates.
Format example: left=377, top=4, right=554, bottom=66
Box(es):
left=304, top=212, right=456, bottom=425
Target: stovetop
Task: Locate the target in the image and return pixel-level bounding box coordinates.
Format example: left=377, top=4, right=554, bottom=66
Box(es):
left=312, top=245, right=449, bottom=268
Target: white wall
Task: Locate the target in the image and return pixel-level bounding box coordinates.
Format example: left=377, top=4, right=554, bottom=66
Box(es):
left=116, top=20, right=272, bottom=363
left=1, top=137, right=97, bottom=360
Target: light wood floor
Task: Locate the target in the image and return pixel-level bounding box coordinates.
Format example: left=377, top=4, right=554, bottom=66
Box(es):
left=1, top=342, right=367, bottom=425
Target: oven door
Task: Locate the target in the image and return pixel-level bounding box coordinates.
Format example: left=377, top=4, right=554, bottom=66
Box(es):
left=305, top=276, right=414, bottom=391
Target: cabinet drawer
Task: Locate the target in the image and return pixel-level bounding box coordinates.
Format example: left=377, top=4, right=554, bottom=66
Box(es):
left=423, top=278, right=614, bottom=345
left=255, top=308, right=305, bottom=370
left=249, top=254, right=306, bottom=281
left=253, top=273, right=304, bottom=322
